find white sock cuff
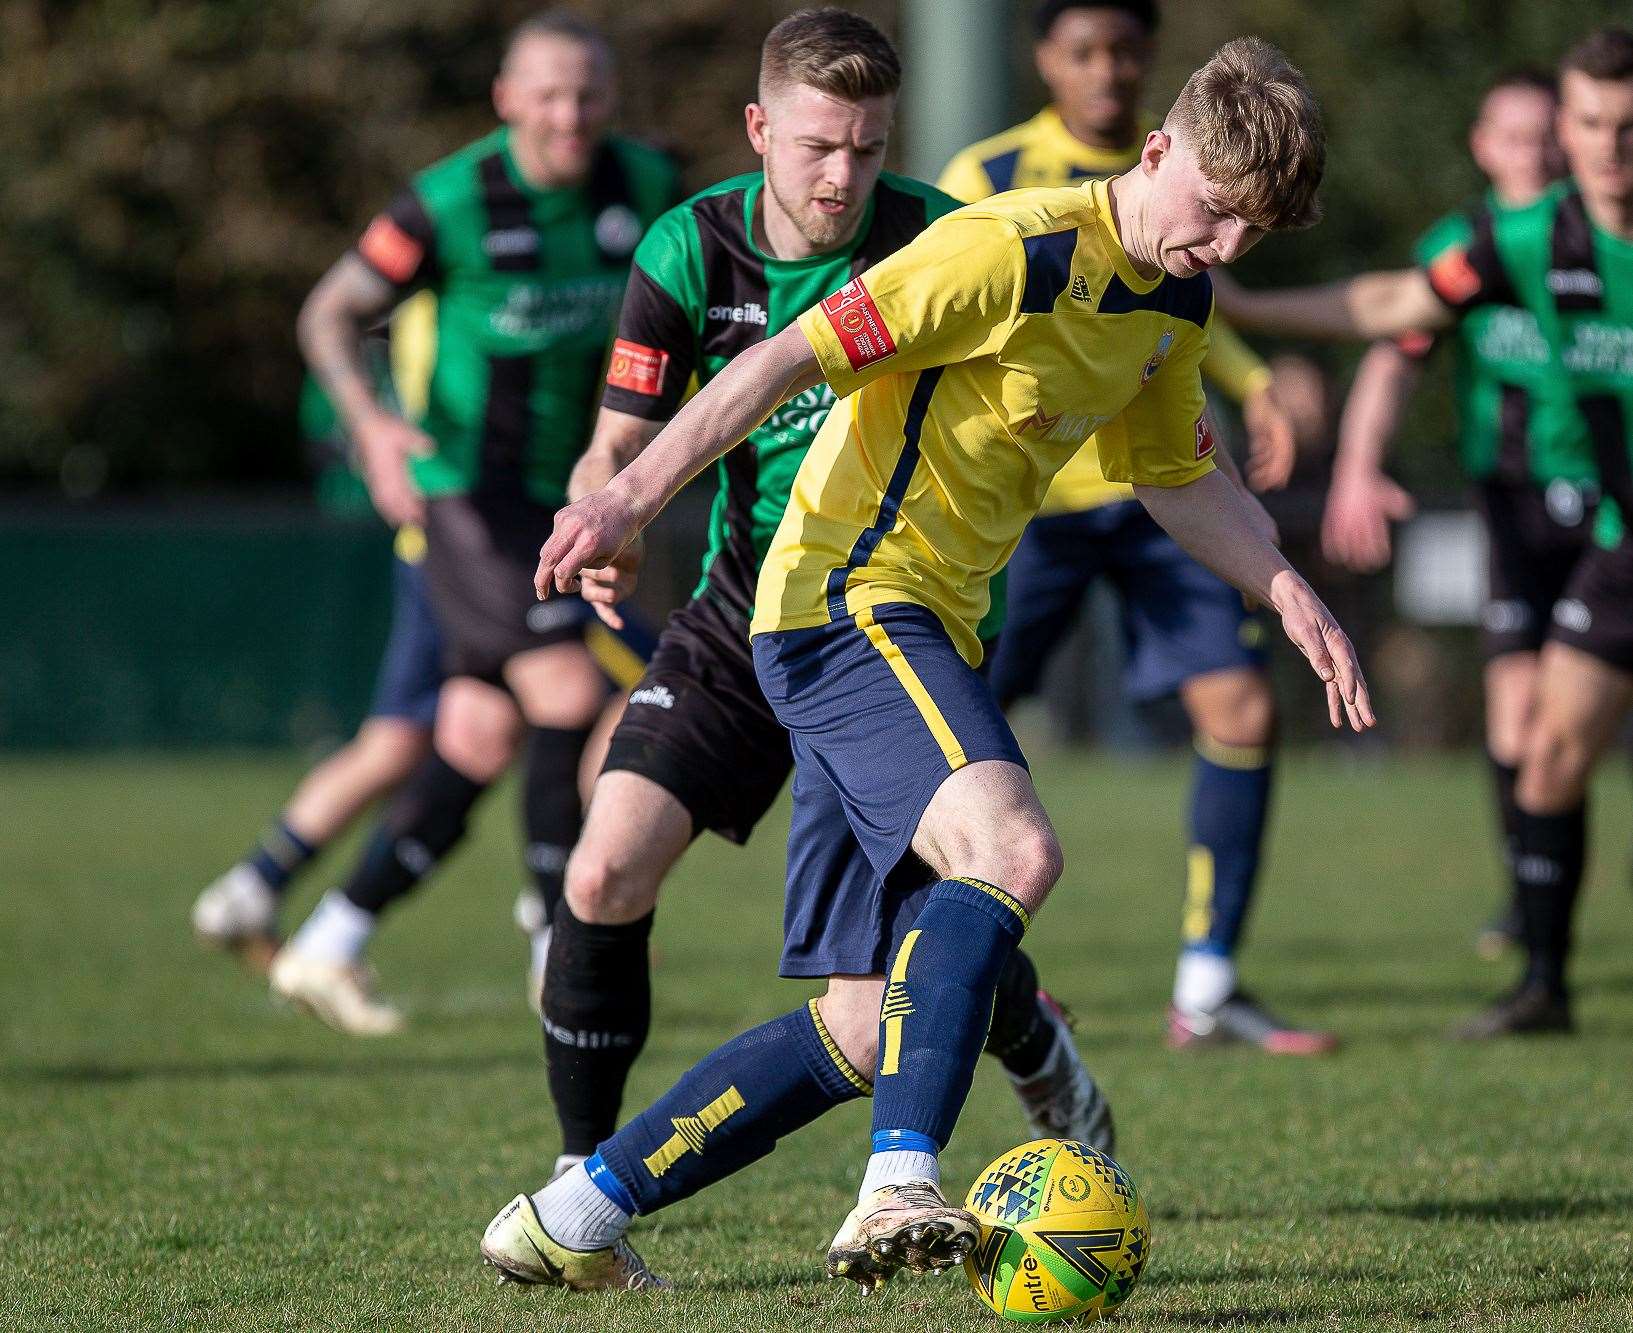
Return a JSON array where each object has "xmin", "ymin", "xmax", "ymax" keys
[
  {"xmin": 533, "ymin": 1162, "xmax": 630, "ymax": 1252},
  {"xmin": 286, "ymin": 891, "xmax": 376, "ymax": 964},
  {"xmin": 860, "ymin": 1149, "xmax": 940, "ymax": 1200}
]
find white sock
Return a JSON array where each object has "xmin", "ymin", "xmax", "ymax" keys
[
  {"xmin": 531, "ymin": 1161, "xmax": 630, "ymax": 1251},
  {"xmin": 286, "ymin": 891, "xmax": 376, "ymax": 965},
  {"xmin": 860, "ymin": 1149, "xmax": 940, "ymax": 1200},
  {"xmin": 529, "ymin": 926, "xmax": 553, "ymax": 983},
  {"xmin": 1174, "ymin": 950, "xmax": 1236, "ymax": 1013}
]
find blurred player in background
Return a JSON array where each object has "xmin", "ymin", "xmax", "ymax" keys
[
  {"xmin": 940, "ymin": 0, "xmax": 1333, "ymax": 1054},
  {"xmin": 191, "ymin": 299, "xmax": 444, "ymax": 974},
  {"xmin": 536, "ymin": 5, "xmax": 1110, "ymax": 1198},
  {"xmin": 1219, "ymin": 27, "xmax": 1633, "ymax": 1038},
  {"xmin": 487, "ymin": 37, "xmax": 1366, "ymax": 1295},
  {"xmin": 268, "ymin": 13, "xmax": 678, "ymax": 1033},
  {"xmin": 1321, "ymin": 71, "xmax": 1583, "ymax": 960}
]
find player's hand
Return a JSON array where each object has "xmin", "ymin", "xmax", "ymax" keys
[
  {"xmin": 1321, "ymin": 467, "xmax": 1415, "ymax": 572},
  {"xmin": 354, "ymin": 410, "xmax": 433, "ymax": 528},
  {"xmin": 577, "ymin": 534, "xmax": 644, "ymax": 630},
  {"xmin": 1242, "ymin": 383, "xmax": 1296, "ymax": 492},
  {"xmin": 536, "ymin": 487, "xmax": 643, "ymax": 601},
  {"xmin": 1269, "ymin": 569, "xmax": 1375, "ymax": 732}
]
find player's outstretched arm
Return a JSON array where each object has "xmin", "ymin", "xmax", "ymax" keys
[
  {"xmin": 298, "ymin": 254, "xmax": 432, "ymax": 528},
  {"xmin": 1214, "ymin": 268, "xmax": 1453, "ymax": 344},
  {"xmin": 535, "ymin": 324, "xmax": 824, "ymax": 599},
  {"xmin": 1135, "ymin": 469, "xmax": 1374, "ymax": 731},
  {"xmin": 1323, "ymin": 341, "xmax": 1421, "ymax": 571},
  {"xmin": 567, "ymin": 408, "xmax": 666, "ymax": 629}
]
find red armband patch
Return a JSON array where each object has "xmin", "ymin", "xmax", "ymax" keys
[
  {"xmin": 358, "ymin": 215, "xmax": 425, "ymax": 286},
  {"xmin": 819, "ymin": 278, "xmax": 897, "ymax": 372},
  {"xmin": 1195, "ymin": 415, "xmax": 1216, "ymax": 460},
  {"xmin": 1427, "ymin": 248, "xmax": 1481, "ymax": 306},
  {"xmin": 1395, "ymin": 329, "xmax": 1435, "ymax": 359},
  {"xmin": 606, "ymin": 339, "xmax": 669, "ymax": 396}
]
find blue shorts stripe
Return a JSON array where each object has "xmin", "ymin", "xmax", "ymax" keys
[{"xmin": 824, "ymin": 368, "xmax": 944, "ymax": 620}]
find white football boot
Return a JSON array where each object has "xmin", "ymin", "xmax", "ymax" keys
[
  {"xmin": 268, "ymin": 951, "xmax": 404, "ymax": 1036},
  {"xmin": 1010, "ymin": 991, "xmax": 1116, "ymax": 1153},
  {"xmin": 191, "ymin": 864, "xmax": 280, "ymax": 972},
  {"xmin": 480, "ymin": 1194, "xmax": 667, "ymax": 1291},
  {"xmin": 826, "ymin": 1180, "xmax": 978, "ymax": 1293}
]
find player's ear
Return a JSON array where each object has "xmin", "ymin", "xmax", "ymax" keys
[
  {"xmin": 1141, "ymin": 130, "xmax": 1171, "ymax": 176},
  {"xmin": 492, "ymin": 76, "xmax": 509, "ymax": 124},
  {"xmin": 745, "ymin": 102, "xmax": 771, "ymax": 155}
]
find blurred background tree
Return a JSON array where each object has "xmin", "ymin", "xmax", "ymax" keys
[{"xmin": 0, "ymin": 0, "xmax": 1625, "ymax": 498}]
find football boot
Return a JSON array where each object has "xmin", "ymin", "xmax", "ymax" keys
[
  {"xmin": 480, "ymin": 1193, "xmax": 667, "ymax": 1291},
  {"xmin": 1168, "ymin": 989, "xmax": 1338, "ymax": 1055},
  {"xmin": 826, "ymin": 1180, "xmax": 977, "ymax": 1293},
  {"xmin": 269, "ymin": 951, "xmax": 404, "ymax": 1036},
  {"xmin": 191, "ymin": 864, "xmax": 280, "ymax": 973},
  {"xmin": 1450, "ymin": 983, "xmax": 1572, "ymax": 1040}
]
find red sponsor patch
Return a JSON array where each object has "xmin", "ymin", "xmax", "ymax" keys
[
  {"xmin": 1427, "ymin": 247, "xmax": 1481, "ymax": 306},
  {"xmin": 819, "ymin": 278, "xmax": 897, "ymax": 372},
  {"xmin": 606, "ymin": 338, "xmax": 669, "ymax": 396},
  {"xmin": 1195, "ymin": 415, "xmax": 1216, "ymax": 460},
  {"xmin": 358, "ymin": 215, "xmax": 425, "ymax": 285}
]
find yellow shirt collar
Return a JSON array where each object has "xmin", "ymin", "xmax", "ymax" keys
[{"xmin": 1032, "ymin": 106, "xmax": 1157, "ymax": 174}]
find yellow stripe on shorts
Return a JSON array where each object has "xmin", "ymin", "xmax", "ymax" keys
[
  {"xmin": 854, "ymin": 608, "xmax": 967, "ymax": 769},
  {"xmin": 585, "ymin": 622, "xmax": 647, "ymax": 691}
]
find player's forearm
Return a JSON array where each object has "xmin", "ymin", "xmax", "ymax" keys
[
  {"xmin": 603, "ymin": 331, "xmax": 822, "ymax": 528},
  {"xmin": 297, "ymin": 258, "xmax": 399, "ymax": 433},
  {"xmin": 1134, "ymin": 469, "xmax": 1294, "ymax": 604},
  {"xmin": 1218, "ymin": 270, "xmax": 1451, "ymax": 342},
  {"xmin": 1334, "ymin": 342, "xmax": 1421, "ymax": 477},
  {"xmin": 569, "ymin": 411, "xmax": 664, "ymax": 502}
]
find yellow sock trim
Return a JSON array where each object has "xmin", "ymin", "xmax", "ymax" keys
[
  {"xmin": 1193, "ymin": 734, "xmax": 1271, "ymax": 771},
  {"xmin": 947, "ymin": 876, "xmax": 1032, "ymax": 931},
  {"xmin": 806, "ymin": 999, "xmax": 872, "ymax": 1096},
  {"xmin": 879, "ymin": 929, "xmax": 921, "ymax": 1077},
  {"xmin": 1182, "ymin": 846, "xmax": 1215, "ymax": 944},
  {"xmin": 855, "ymin": 608, "xmax": 967, "ymax": 769}
]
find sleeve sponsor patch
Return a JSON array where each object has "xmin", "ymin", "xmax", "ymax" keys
[
  {"xmin": 606, "ymin": 339, "xmax": 669, "ymax": 396},
  {"xmin": 1426, "ymin": 247, "xmax": 1481, "ymax": 307},
  {"xmin": 359, "ymin": 215, "xmax": 425, "ymax": 285},
  {"xmin": 819, "ymin": 278, "xmax": 898, "ymax": 372},
  {"xmin": 1195, "ymin": 414, "xmax": 1216, "ymax": 460}
]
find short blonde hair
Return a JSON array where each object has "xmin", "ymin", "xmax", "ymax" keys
[
  {"xmin": 1165, "ymin": 37, "xmax": 1324, "ymax": 232},
  {"xmin": 759, "ymin": 8, "xmax": 901, "ymax": 105}
]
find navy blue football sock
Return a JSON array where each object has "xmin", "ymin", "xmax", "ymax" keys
[
  {"xmin": 1514, "ymin": 803, "xmax": 1587, "ymax": 997},
  {"xmin": 340, "ymin": 752, "xmax": 487, "ymax": 915},
  {"xmin": 523, "ymin": 726, "xmax": 591, "ymax": 924},
  {"xmin": 591, "ymin": 1001, "xmax": 869, "ymax": 1216},
  {"xmin": 872, "ymin": 877, "xmax": 1030, "ymax": 1152},
  {"xmin": 1184, "ymin": 737, "xmax": 1274, "ymax": 957},
  {"xmin": 247, "ymin": 818, "xmax": 316, "ymax": 895}
]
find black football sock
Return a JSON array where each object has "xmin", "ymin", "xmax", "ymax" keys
[
  {"xmin": 543, "ymin": 901, "xmax": 654, "ymax": 1158},
  {"xmin": 985, "ymin": 947, "xmax": 1057, "ymax": 1079},
  {"xmin": 1513, "ymin": 803, "xmax": 1587, "ymax": 998},
  {"xmin": 1487, "ymin": 751, "xmax": 1521, "ymax": 856},
  {"xmin": 523, "ymin": 726, "xmax": 592, "ymax": 925},
  {"xmin": 340, "ymin": 751, "xmax": 487, "ymax": 915}
]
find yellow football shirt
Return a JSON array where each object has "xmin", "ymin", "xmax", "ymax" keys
[
  {"xmin": 752, "ymin": 179, "xmax": 1218, "ymax": 666},
  {"xmin": 939, "ymin": 107, "xmax": 1270, "ymax": 513}
]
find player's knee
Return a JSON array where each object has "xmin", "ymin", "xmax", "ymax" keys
[
  {"xmin": 1518, "ymin": 722, "xmax": 1590, "ymax": 808},
  {"xmin": 989, "ymin": 824, "xmax": 1064, "ymax": 906},
  {"xmin": 817, "ymin": 984, "xmax": 882, "ymax": 1075},
  {"xmin": 563, "ymin": 838, "xmax": 656, "ymax": 925},
  {"xmin": 1189, "ymin": 669, "xmax": 1276, "ymax": 748}
]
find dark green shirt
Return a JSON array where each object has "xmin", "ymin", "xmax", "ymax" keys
[{"xmin": 355, "ymin": 127, "xmax": 680, "ymax": 505}]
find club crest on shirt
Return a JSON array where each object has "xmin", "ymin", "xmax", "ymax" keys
[{"xmin": 1142, "ymin": 327, "xmax": 1175, "ymax": 383}]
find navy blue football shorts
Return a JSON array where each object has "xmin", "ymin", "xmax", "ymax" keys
[
  {"xmin": 753, "ymin": 603, "xmax": 1027, "ymax": 978},
  {"xmin": 987, "ymin": 498, "xmax": 1267, "ymax": 707},
  {"xmin": 367, "ymin": 555, "xmax": 445, "ymax": 728}
]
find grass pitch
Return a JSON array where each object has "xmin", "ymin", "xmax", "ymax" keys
[{"xmin": 4, "ymin": 750, "xmax": 1633, "ymax": 1331}]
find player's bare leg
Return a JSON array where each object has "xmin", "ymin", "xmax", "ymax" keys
[
  {"xmin": 1167, "ymin": 666, "xmax": 1334, "ymax": 1053},
  {"xmin": 1457, "ymin": 645, "xmax": 1633, "ymax": 1038},
  {"xmin": 272, "ymin": 679, "xmax": 518, "ymax": 1034},
  {"xmin": 1474, "ymin": 651, "xmax": 1543, "ymax": 956},
  {"xmin": 192, "ymin": 716, "xmax": 433, "ymax": 971},
  {"xmin": 828, "ymin": 760, "xmax": 1062, "ymax": 1290},
  {"xmin": 542, "ymin": 770, "xmax": 695, "ymax": 1171}
]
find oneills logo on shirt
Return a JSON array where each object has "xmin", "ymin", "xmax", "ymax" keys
[
  {"xmin": 1428, "ymin": 247, "xmax": 1481, "ymax": 306},
  {"xmin": 1195, "ymin": 415, "xmax": 1216, "ymax": 460},
  {"xmin": 821, "ymin": 278, "xmax": 897, "ymax": 371},
  {"xmin": 606, "ymin": 338, "xmax": 668, "ymax": 396},
  {"xmin": 1024, "ymin": 406, "xmax": 1110, "ymax": 442},
  {"xmin": 358, "ymin": 215, "xmax": 424, "ymax": 285}
]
